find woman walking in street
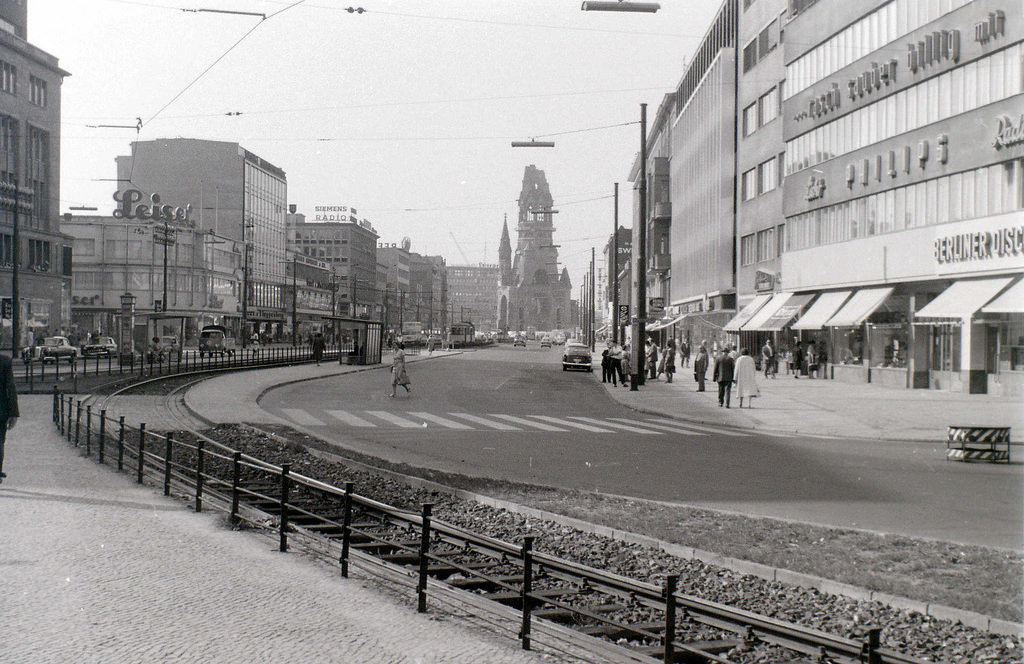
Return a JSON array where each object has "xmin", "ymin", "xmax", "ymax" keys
[
  {"xmin": 663, "ymin": 339, "xmax": 676, "ymax": 383},
  {"xmin": 390, "ymin": 342, "xmax": 411, "ymax": 397},
  {"xmin": 735, "ymin": 348, "xmax": 760, "ymax": 408}
]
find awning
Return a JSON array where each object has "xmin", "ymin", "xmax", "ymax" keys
[
  {"xmin": 758, "ymin": 293, "xmax": 815, "ymax": 331},
  {"xmin": 741, "ymin": 293, "xmax": 792, "ymax": 331},
  {"xmin": 914, "ymin": 277, "xmax": 1013, "ymax": 323},
  {"xmin": 981, "ymin": 279, "xmax": 1024, "ymax": 314},
  {"xmin": 723, "ymin": 294, "xmax": 772, "ymax": 332},
  {"xmin": 826, "ymin": 287, "xmax": 894, "ymax": 327},
  {"xmin": 646, "ymin": 318, "xmax": 673, "ymax": 331},
  {"xmin": 792, "ymin": 291, "xmax": 851, "ymax": 330}
]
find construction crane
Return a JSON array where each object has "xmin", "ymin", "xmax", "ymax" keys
[{"xmin": 449, "ymin": 232, "xmax": 471, "ymax": 264}]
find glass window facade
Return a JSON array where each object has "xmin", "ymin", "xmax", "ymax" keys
[
  {"xmin": 786, "ymin": 159, "xmax": 1024, "ymax": 251},
  {"xmin": 785, "ymin": 0, "xmax": 974, "ymax": 100},
  {"xmin": 787, "ymin": 43, "xmax": 1024, "ymax": 175}
]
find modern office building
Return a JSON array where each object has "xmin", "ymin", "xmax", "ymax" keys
[
  {"xmin": 115, "ymin": 138, "xmax": 288, "ymax": 343},
  {"xmin": 408, "ymin": 252, "xmax": 447, "ymax": 333},
  {"xmin": 378, "ymin": 240, "xmax": 412, "ymax": 331},
  {"xmin": 780, "ymin": 0, "xmax": 1024, "ymax": 394},
  {"xmin": 1, "ymin": 2, "xmax": 70, "ymax": 351},
  {"xmin": 447, "ymin": 263, "xmax": 499, "ymax": 331},
  {"xmin": 279, "ymin": 250, "xmax": 335, "ymax": 342}
]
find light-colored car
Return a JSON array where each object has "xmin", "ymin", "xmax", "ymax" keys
[
  {"xmin": 540, "ymin": 336, "xmax": 552, "ymax": 348},
  {"xmin": 29, "ymin": 336, "xmax": 80, "ymax": 363},
  {"xmin": 562, "ymin": 343, "xmax": 593, "ymax": 372},
  {"xmin": 512, "ymin": 335, "xmax": 527, "ymax": 347},
  {"xmin": 198, "ymin": 325, "xmax": 236, "ymax": 357},
  {"xmin": 82, "ymin": 336, "xmax": 118, "ymax": 357}
]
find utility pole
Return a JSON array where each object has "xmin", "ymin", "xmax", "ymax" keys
[
  {"xmin": 290, "ymin": 257, "xmax": 297, "ymax": 346},
  {"xmin": 632, "ymin": 103, "xmax": 648, "ymax": 390},
  {"xmin": 590, "ymin": 247, "xmax": 596, "ymax": 351},
  {"xmin": 612, "ymin": 183, "xmax": 619, "ymax": 345},
  {"xmin": 5, "ymin": 124, "xmax": 23, "ymax": 357}
]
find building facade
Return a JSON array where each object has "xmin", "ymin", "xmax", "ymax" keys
[
  {"xmin": 501, "ymin": 165, "xmax": 572, "ymax": 333},
  {"xmin": 408, "ymin": 252, "xmax": 447, "ymax": 334},
  {"xmin": 780, "ymin": 0, "xmax": 1024, "ymax": 394},
  {"xmin": 280, "ymin": 250, "xmax": 335, "ymax": 342},
  {"xmin": 0, "ymin": 3, "xmax": 70, "ymax": 351},
  {"xmin": 115, "ymin": 138, "xmax": 288, "ymax": 343},
  {"xmin": 447, "ymin": 263, "xmax": 498, "ymax": 331}
]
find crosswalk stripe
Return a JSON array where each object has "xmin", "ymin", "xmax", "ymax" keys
[
  {"xmin": 408, "ymin": 411, "xmax": 474, "ymax": 430},
  {"xmin": 325, "ymin": 410, "xmax": 377, "ymax": 427},
  {"xmin": 281, "ymin": 408, "xmax": 326, "ymax": 426},
  {"xmin": 608, "ymin": 418, "xmax": 707, "ymax": 436},
  {"xmin": 447, "ymin": 413, "xmax": 522, "ymax": 431},
  {"xmin": 570, "ymin": 416, "xmax": 660, "ymax": 434},
  {"xmin": 488, "ymin": 414, "xmax": 569, "ymax": 432},
  {"xmin": 645, "ymin": 418, "xmax": 751, "ymax": 437},
  {"xmin": 530, "ymin": 415, "xmax": 613, "ymax": 433},
  {"xmin": 365, "ymin": 411, "xmax": 422, "ymax": 428}
]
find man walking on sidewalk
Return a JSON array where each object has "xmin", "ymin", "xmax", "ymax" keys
[
  {"xmin": 0, "ymin": 353, "xmax": 19, "ymax": 483},
  {"xmin": 713, "ymin": 345, "xmax": 736, "ymax": 408}
]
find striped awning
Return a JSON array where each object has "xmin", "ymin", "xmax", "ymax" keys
[
  {"xmin": 914, "ymin": 278, "xmax": 1013, "ymax": 323},
  {"xmin": 792, "ymin": 291, "xmax": 851, "ymax": 330},
  {"xmin": 826, "ymin": 287, "xmax": 894, "ymax": 327},
  {"xmin": 723, "ymin": 294, "xmax": 772, "ymax": 332}
]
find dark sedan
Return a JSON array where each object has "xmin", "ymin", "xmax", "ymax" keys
[{"xmin": 562, "ymin": 343, "xmax": 593, "ymax": 372}]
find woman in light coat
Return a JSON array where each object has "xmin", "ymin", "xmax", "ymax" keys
[
  {"xmin": 734, "ymin": 348, "xmax": 760, "ymax": 408},
  {"xmin": 390, "ymin": 342, "xmax": 411, "ymax": 397}
]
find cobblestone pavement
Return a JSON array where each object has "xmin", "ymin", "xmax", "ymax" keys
[{"xmin": 0, "ymin": 395, "xmax": 578, "ymax": 664}]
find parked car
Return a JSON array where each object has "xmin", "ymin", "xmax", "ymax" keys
[
  {"xmin": 198, "ymin": 325, "xmax": 236, "ymax": 358},
  {"xmin": 81, "ymin": 336, "xmax": 118, "ymax": 358},
  {"xmin": 539, "ymin": 336, "xmax": 552, "ymax": 348},
  {"xmin": 512, "ymin": 335, "xmax": 527, "ymax": 348},
  {"xmin": 25, "ymin": 336, "xmax": 80, "ymax": 364},
  {"xmin": 562, "ymin": 342, "xmax": 593, "ymax": 372},
  {"xmin": 149, "ymin": 335, "xmax": 181, "ymax": 362}
]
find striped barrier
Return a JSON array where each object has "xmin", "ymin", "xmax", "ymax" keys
[{"xmin": 945, "ymin": 425, "xmax": 1011, "ymax": 463}]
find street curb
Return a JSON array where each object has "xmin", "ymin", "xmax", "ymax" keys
[{"xmin": 242, "ymin": 422, "xmax": 1022, "ymax": 638}]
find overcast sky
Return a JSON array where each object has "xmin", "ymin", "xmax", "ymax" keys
[{"xmin": 32, "ymin": 0, "xmax": 722, "ymax": 285}]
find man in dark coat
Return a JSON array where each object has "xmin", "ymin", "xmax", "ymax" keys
[
  {"xmin": 713, "ymin": 345, "xmax": 736, "ymax": 408},
  {"xmin": 311, "ymin": 332, "xmax": 326, "ymax": 366},
  {"xmin": 0, "ymin": 353, "xmax": 20, "ymax": 483},
  {"xmin": 693, "ymin": 342, "xmax": 708, "ymax": 392}
]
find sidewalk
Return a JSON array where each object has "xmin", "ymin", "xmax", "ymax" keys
[
  {"xmin": 0, "ymin": 391, "xmax": 572, "ymax": 663},
  {"xmin": 596, "ymin": 364, "xmax": 1024, "ymax": 442}
]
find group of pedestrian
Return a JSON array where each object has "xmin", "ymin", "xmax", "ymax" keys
[
  {"xmin": 600, "ymin": 341, "xmax": 631, "ymax": 387},
  {"xmin": 779, "ymin": 341, "xmax": 826, "ymax": 379},
  {"xmin": 688, "ymin": 342, "xmax": 760, "ymax": 408}
]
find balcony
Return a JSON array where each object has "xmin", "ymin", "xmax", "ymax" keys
[
  {"xmin": 652, "ymin": 201, "xmax": 671, "ymax": 221},
  {"xmin": 648, "ymin": 253, "xmax": 670, "ymax": 274}
]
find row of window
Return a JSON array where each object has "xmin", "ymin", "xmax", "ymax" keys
[
  {"xmin": 785, "ymin": 0, "xmax": 974, "ymax": 100},
  {"xmin": 741, "ymin": 153, "xmax": 784, "ymax": 201},
  {"xmin": 27, "ymin": 239, "xmax": 50, "ymax": 271},
  {"xmin": 742, "ymin": 85, "xmax": 780, "ymax": 137},
  {"xmin": 739, "ymin": 226, "xmax": 783, "ymax": 266},
  {"xmin": 742, "ymin": 14, "xmax": 781, "ymax": 73},
  {"xmin": 787, "ymin": 43, "xmax": 1024, "ymax": 176},
  {"xmin": 786, "ymin": 159, "xmax": 1024, "ymax": 252}
]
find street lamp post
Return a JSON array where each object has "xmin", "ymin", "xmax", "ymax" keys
[
  {"xmin": 590, "ymin": 247, "xmax": 596, "ymax": 351},
  {"xmin": 632, "ymin": 103, "xmax": 648, "ymax": 390},
  {"xmin": 612, "ymin": 183, "xmax": 620, "ymax": 345}
]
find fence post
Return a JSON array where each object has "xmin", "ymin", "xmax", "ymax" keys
[
  {"xmin": 230, "ymin": 451, "xmax": 241, "ymax": 525},
  {"xmin": 279, "ymin": 463, "xmax": 291, "ymax": 552},
  {"xmin": 117, "ymin": 416, "xmax": 126, "ymax": 471},
  {"xmin": 417, "ymin": 502, "xmax": 433, "ymax": 613},
  {"xmin": 74, "ymin": 401, "xmax": 82, "ymax": 447},
  {"xmin": 340, "ymin": 481, "xmax": 354, "ymax": 578},
  {"xmin": 57, "ymin": 389, "xmax": 64, "ymax": 433},
  {"xmin": 137, "ymin": 423, "xmax": 146, "ymax": 484},
  {"xmin": 66, "ymin": 396, "xmax": 72, "ymax": 441},
  {"xmin": 98, "ymin": 410, "xmax": 107, "ymax": 464},
  {"xmin": 85, "ymin": 405, "xmax": 92, "ymax": 456},
  {"xmin": 195, "ymin": 440, "xmax": 205, "ymax": 513},
  {"xmin": 662, "ymin": 574, "xmax": 678, "ymax": 664},
  {"xmin": 52, "ymin": 385, "xmax": 58, "ymax": 423},
  {"xmin": 862, "ymin": 627, "xmax": 882, "ymax": 664},
  {"xmin": 520, "ymin": 535, "xmax": 535, "ymax": 650},
  {"xmin": 163, "ymin": 434, "xmax": 173, "ymax": 496}
]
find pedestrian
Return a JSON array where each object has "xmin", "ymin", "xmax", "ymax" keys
[
  {"xmin": 735, "ymin": 348, "xmax": 760, "ymax": 408},
  {"xmin": 807, "ymin": 341, "xmax": 818, "ymax": 379},
  {"xmin": 609, "ymin": 342, "xmax": 624, "ymax": 386},
  {"xmin": 390, "ymin": 342, "xmax": 411, "ymax": 397},
  {"xmin": 601, "ymin": 342, "xmax": 613, "ymax": 384},
  {"xmin": 818, "ymin": 345, "xmax": 828, "ymax": 380},
  {"xmin": 761, "ymin": 338, "xmax": 775, "ymax": 379},
  {"xmin": 713, "ymin": 345, "xmax": 736, "ymax": 408},
  {"xmin": 663, "ymin": 339, "xmax": 676, "ymax": 383},
  {"xmin": 793, "ymin": 341, "xmax": 804, "ymax": 378},
  {"xmin": 0, "ymin": 351, "xmax": 19, "ymax": 484},
  {"xmin": 646, "ymin": 338, "xmax": 659, "ymax": 380},
  {"xmin": 311, "ymin": 332, "xmax": 326, "ymax": 366},
  {"xmin": 679, "ymin": 339, "xmax": 690, "ymax": 368},
  {"xmin": 620, "ymin": 343, "xmax": 632, "ymax": 387},
  {"xmin": 693, "ymin": 342, "xmax": 708, "ymax": 392}
]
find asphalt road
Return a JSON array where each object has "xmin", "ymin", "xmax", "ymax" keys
[{"xmin": 259, "ymin": 344, "xmax": 1023, "ymax": 549}]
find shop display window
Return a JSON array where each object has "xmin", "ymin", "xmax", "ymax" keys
[
  {"xmin": 930, "ymin": 325, "xmax": 962, "ymax": 373},
  {"xmin": 835, "ymin": 327, "xmax": 865, "ymax": 365},
  {"xmin": 996, "ymin": 321, "xmax": 1024, "ymax": 373}
]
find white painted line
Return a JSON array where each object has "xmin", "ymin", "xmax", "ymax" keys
[
  {"xmin": 645, "ymin": 418, "xmax": 751, "ymax": 437},
  {"xmin": 608, "ymin": 418, "xmax": 707, "ymax": 436},
  {"xmin": 365, "ymin": 411, "xmax": 422, "ymax": 428},
  {"xmin": 408, "ymin": 411, "xmax": 474, "ymax": 430},
  {"xmin": 447, "ymin": 413, "xmax": 522, "ymax": 431},
  {"xmin": 280, "ymin": 408, "xmax": 326, "ymax": 426},
  {"xmin": 325, "ymin": 410, "xmax": 377, "ymax": 427},
  {"xmin": 569, "ymin": 416, "xmax": 661, "ymax": 434},
  {"xmin": 489, "ymin": 414, "xmax": 569, "ymax": 432},
  {"xmin": 530, "ymin": 415, "xmax": 613, "ymax": 433}
]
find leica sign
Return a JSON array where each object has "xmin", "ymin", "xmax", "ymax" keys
[{"xmin": 113, "ymin": 189, "xmax": 194, "ymax": 226}]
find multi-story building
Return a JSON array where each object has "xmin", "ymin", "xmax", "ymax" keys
[
  {"xmin": 1, "ymin": 3, "xmax": 70, "ymax": 351},
  {"xmin": 408, "ymin": 252, "xmax": 447, "ymax": 333},
  {"xmin": 780, "ymin": 0, "xmax": 1024, "ymax": 394},
  {"xmin": 668, "ymin": 0, "xmax": 739, "ymax": 350},
  {"xmin": 447, "ymin": 263, "xmax": 499, "ymax": 331},
  {"xmin": 63, "ymin": 214, "xmax": 242, "ymax": 347},
  {"xmin": 378, "ymin": 240, "xmax": 412, "ymax": 332},
  {"xmin": 286, "ymin": 204, "xmax": 378, "ymax": 323},
  {"xmin": 280, "ymin": 250, "xmax": 335, "ymax": 343},
  {"xmin": 114, "ymin": 138, "xmax": 288, "ymax": 343},
  {"xmin": 603, "ymin": 226, "xmax": 632, "ymax": 341}
]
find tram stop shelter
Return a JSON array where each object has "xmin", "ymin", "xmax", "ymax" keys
[{"xmin": 321, "ymin": 315, "xmax": 382, "ymax": 366}]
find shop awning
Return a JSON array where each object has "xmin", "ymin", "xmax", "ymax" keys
[
  {"xmin": 914, "ymin": 277, "xmax": 1013, "ymax": 323},
  {"xmin": 758, "ymin": 293, "xmax": 815, "ymax": 331},
  {"xmin": 826, "ymin": 287, "xmax": 894, "ymax": 327},
  {"xmin": 646, "ymin": 318, "xmax": 673, "ymax": 331},
  {"xmin": 723, "ymin": 294, "xmax": 772, "ymax": 332},
  {"xmin": 981, "ymin": 279, "xmax": 1024, "ymax": 313},
  {"xmin": 741, "ymin": 293, "xmax": 792, "ymax": 331},
  {"xmin": 792, "ymin": 291, "xmax": 852, "ymax": 330}
]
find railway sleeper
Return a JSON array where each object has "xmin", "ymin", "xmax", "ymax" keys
[
  {"xmin": 581, "ymin": 620, "xmax": 664, "ymax": 640},
  {"xmin": 444, "ymin": 574, "xmax": 523, "ymax": 591},
  {"xmin": 484, "ymin": 587, "xmax": 576, "ymax": 609},
  {"xmin": 351, "ymin": 539, "xmax": 421, "ymax": 554},
  {"xmin": 427, "ymin": 562, "xmax": 496, "ymax": 579},
  {"xmin": 635, "ymin": 638, "xmax": 744, "ymax": 664}
]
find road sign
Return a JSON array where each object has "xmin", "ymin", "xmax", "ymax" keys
[{"xmin": 617, "ymin": 304, "xmax": 629, "ymax": 325}]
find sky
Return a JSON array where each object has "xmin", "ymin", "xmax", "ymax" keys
[{"xmin": 31, "ymin": 0, "xmax": 722, "ymax": 287}]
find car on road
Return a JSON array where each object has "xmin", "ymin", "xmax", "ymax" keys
[
  {"xmin": 552, "ymin": 332, "xmax": 566, "ymax": 345},
  {"xmin": 198, "ymin": 325, "xmax": 236, "ymax": 358},
  {"xmin": 539, "ymin": 336, "xmax": 552, "ymax": 348},
  {"xmin": 562, "ymin": 342, "xmax": 592, "ymax": 372},
  {"xmin": 512, "ymin": 335, "xmax": 527, "ymax": 348},
  {"xmin": 26, "ymin": 336, "xmax": 80, "ymax": 363},
  {"xmin": 81, "ymin": 336, "xmax": 118, "ymax": 358}
]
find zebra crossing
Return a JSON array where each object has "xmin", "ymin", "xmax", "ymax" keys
[{"xmin": 273, "ymin": 407, "xmax": 759, "ymax": 437}]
